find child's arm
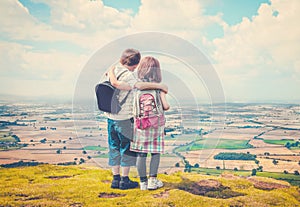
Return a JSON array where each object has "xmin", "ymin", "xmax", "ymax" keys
[
  {"xmin": 135, "ymin": 82, "xmax": 168, "ymax": 94},
  {"xmin": 160, "ymin": 91, "xmax": 170, "ymax": 111},
  {"xmin": 109, "ymin": 66, "xmax": 169, "ymax": 93},
  {"xmin": 108, "ymin": 66, "xmax": 132, "ymax": 91}
]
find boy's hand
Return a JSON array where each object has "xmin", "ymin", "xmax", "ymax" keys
[{"xmin": 160, "ymin": 83, "xmax": 168, "ymax": 94}]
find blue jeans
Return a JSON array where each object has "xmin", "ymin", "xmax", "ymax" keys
[{"xmin": 107, "ymin": 118, "xmax": 136, "ymax": 167}]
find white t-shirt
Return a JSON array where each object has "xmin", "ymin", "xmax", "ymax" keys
[{"xmin": 107, "ymin": 64, "xmax": 138, "ymax": 120}]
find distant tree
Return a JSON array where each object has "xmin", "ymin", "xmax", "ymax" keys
[
  {"xmin": 56, "ymin": 149, "xmax": 61, "ymax": 154},
  {"xmin": 298, "ymin": 161, "xmax": 300, "ymax": 166},
  {"xmin": 87, "ymin": 156, "xmax": 91, "ymax": 159},
  {"xmin": 63, "ymin": 141, "xmax": 66, "ymax": 144},
  {"xmin": 264, "ymin": 152, "xmax": 270, "ymax": 156},
  {"xmin": 257, "ymin": 166, "xmax": 263, "ymax": 172},
  {"xmin": 194, "ymin": 163, "xmax": 199, "ymax": 168},
  {"xmin": 216, "ymin": 166, "xmax": 221, "ymax": 170},
  {"xmin": 234, "ymin": 167, "xmax": 238, "ymax": 171},
  {"xmin": 69, "ymin": 137, "xmax": 72, "ymax": 140},
  {"xmin": 82, "ymin": 150, "xmax": 87, "ymax": 154},
  {"xmin": 63, "ymin": 146, "xmax": 66, "ymax": 150},
  {"xmin": 30, "ymin": 140, "xmax": 33, "ymax": 142},
  {"xmin": 175, "ymin": 163, "xmax": 180, "ymax": 167},
  {"xmin": 255, "ymin": 160, "xmax": 260, "ymax": 165},
  {"xmin": 294, "ymin": 170, "xmax": 300, "ymax": 175},
  {"xmin": 79, "ymin": 158, "xmax": 85, "ymax": 164},
  {"xmin": 283, "ymin": 170, "xmax": 288, "ymax": 174},
  {"xmin": 272, "ymin": 159, "xmax": 278, "ymax": 165},
  {"xmin": 74, "ymin": 158, "xmax": 78, "ymax": 161},
  {"xmin": 40, "ymin": 138, "xmax": 47, "ymax": 144},
  {"xmin": 285, "ymin": 142, "xmax": 291, "ymax": 149},
  {"xmin": 251, "ymin": 169, "xmax": 257, "ymax": 176}
]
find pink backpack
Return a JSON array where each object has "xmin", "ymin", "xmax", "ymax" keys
[{"xmin": 134, "ymin": 90, "xmax": 165, "ymax": 130}]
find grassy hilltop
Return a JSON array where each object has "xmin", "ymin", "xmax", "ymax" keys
[{"xmin": 1, "ymin": 165, "xmax": 300, "ymax": 207}]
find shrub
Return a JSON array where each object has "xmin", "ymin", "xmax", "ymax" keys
[
  {"xmin": 251, "ymin": 169, "xmax": 257, "ymax": 176},
  {"xmin": 214, "ymin": 152, "xmax": 256, "ymax": 161}
]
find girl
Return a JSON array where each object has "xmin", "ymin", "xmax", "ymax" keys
[{"xmin": 130, "ymin": 56, "xmax": 170, "ymax": 190}]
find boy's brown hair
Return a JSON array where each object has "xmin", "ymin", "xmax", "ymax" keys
[
  {"xmin": 120, "ymin": 49, "xmax": 141, "ymax": 66},
  {"xmin": 137, "ymin": 56, "xmax": 162, "ymax": 83}
]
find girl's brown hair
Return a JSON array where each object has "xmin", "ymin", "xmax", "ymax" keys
[
  {"xmin": 120, "ymin": 49, "xmax": 141, "ymax": 66},
  {"xmin": 138, "ymin": 56, "xmax": 162, "ymax": 83}
]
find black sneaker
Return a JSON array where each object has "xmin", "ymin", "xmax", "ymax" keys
[
  {"xmin": 119, "ymin": 179, "xmax": 139, "ymax": 190},
  {"xmin": 111, "ymin": 179, "xmax": 120, "ymax": 189}
]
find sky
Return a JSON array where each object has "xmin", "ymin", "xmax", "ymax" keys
[{"xmin": 0, "ymin": 0, "xmax": 299, "ymax": 103}]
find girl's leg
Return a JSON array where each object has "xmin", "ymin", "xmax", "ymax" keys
[
  {"xmin": 137, "ymin": 152, "xmax": 148, "ymax": 182},
  {"xmin": 148, "ymin": 153, "xmax": 163, "ymax": 190},
  {"xmin": 149, "ymin": 153, "xmax": 161, "ymax": 177}
]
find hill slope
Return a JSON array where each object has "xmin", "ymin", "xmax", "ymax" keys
[{"xmin": 0, "ymin": 165, "xmax": 299, "ymax": 207}]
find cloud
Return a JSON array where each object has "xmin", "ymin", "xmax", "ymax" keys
[
  {"xmin": 213, "ymin": 0, "xmax": 300, "ymax": 76},
  {"xmin": 211, "ymin": 0, "xmax": 300, "ymax": 101},
  {"xmin": 0, "ymin": 0, "xmax": 299, "ymax": 102},
  {"xmin": 131, "ymin": 0, "xmax": 223, "ymax": 41}
]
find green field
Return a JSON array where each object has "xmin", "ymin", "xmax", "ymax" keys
[
  {"xmin": 0, "ymin": 135, "xmax": 16, "ymax": 142},
  {"xmin": 0, "ymin": 129, "xmax": 26, "ymax": 150},
  {"xmin": 263, "ymin": 139, "xmax": 297, "ymax": 145},
  {"xmin": 176, "ymin": 139, "xmax": 252, "ymax": 152},
  {"xmin": 0, "ymin": 164, "xmax": 299, "ymax": 207},
  {"xmin": 83, "ymin": 146, "xmax": 107, "ymax": 151},
  {"xmin": 263, "ymin": 139, "xmax": 300, "ymax": 149}
]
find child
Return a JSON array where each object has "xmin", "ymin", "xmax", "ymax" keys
[
  {"xmin": 107, "ymin": 50, "xmax": 168, "ymax": 190},
  {"xmin": 106, "ymin": 48, "xmax": 141, "ymax": 190},
  {"xmin": 130, "ymin": 56, "xmax": 170, "ymax": 190}
]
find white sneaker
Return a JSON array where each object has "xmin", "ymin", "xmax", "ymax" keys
[
  {"xmin": 147, "ymin": 177, "xmax": 163, "ymax": 190},
  {"xmin": 140, "ymin": 181, "xmax": 148, "ymax": 190}
]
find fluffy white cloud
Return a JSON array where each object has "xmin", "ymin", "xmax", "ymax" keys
[
  {"xmin": 211, "ymin": 0, "xmax": 300, "ymax": 101},
  {"xmin": 131, "ymin": 0, "xmax": 222, "ymax": 41},
  {"xmin": 213, "ymin": 0, "xmax": 300, "ymax": 77},
  {"xmin": 0, "ymin": 40, "xmax": 88, "ymax": 97},
  {"xmin": 41, "ymin": 0, "xmax": 132, "ymax": 31},
  {"xmin": 0, "ymin": 0, "xmax": 133, "ymax": 48}
]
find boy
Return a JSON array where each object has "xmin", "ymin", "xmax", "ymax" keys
[{"xmin": 106, "ymin": 49, "xmax": 167, "ymax": 190}]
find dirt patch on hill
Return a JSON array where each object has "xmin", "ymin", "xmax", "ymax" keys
[
  {"xmin": 177, "ymin": 178, "xmax": 245, "ymax": 199},
  {"xmin": 153, "ymin": 189, "xmax": 170, "ymax": 198},
  {"xmin": 46, "ymin": 175, "xmax": 73, "ymax": 180},
  {"xmin": 98, "ymin": 192, "xmax": 126, "ymax": 198},
  {"xmin": 248, "ymin": 177, "xmax": 290, "ymax": 190}
]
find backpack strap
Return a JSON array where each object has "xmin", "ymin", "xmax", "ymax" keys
[{"xmin": 116, "ymin": 70, "xmax": 128, "ymax": 80}]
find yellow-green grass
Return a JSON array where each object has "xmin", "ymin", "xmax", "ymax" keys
[
  {"xmin": 192, "ymin": 168, "xmax": 300, "ymax": 186},
  {"xmin": 1, "ymin": 164, "xmax": 299, "ymax": 207}
]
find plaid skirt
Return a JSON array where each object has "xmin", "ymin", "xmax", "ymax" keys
[{"xmin": 130, "ymin": 125, "xmax": 164, "ymax": 153}]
